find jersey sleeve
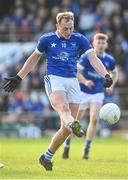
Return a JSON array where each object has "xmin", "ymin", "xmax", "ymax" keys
[
  {"xmin": 109, "ymin": 57, "xmax": 116, "ymax": 71},
  {"xmin": 35, "ymin": 35, "xmax": 47, "ymax": 54},
  {"xmin": 77, "ymin": 54, "xmax": 88, "ymax": 70},
  {"xmin": 80, "ymin": 35, "xmax": 94, "ymax": 55}
]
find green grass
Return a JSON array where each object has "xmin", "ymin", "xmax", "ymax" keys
[{"xmin": 0, "ymin": 137, "xmax": 128, "ymax": 179}]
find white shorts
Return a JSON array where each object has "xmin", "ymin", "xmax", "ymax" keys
[
  {"xmin": 80, "ymin": 92, "xmax": 104, "ymax": 110},
  {"xmin": 44, "ymin": 75, "xmax": 81, "ymax": 104}
]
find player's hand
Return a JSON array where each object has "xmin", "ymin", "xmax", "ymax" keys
[
  {"xmin": 104, "ymin": 74, "xmax": 113, "ymax": 88},
  {"xmin": 105, "ymin": 87, "xmax": 113, "ymax": 95},
  {"xmin": 3, "ymin": 75, "xmax": 22, "ymax": 92},
  {"xmin": 84, "ymin": 80, "xmax": 95, "ymax": 89}
]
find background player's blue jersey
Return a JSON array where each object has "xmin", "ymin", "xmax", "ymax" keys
[
  {"xmin": 36, "ymin": 32, "xmax": 93, "ymax": 77},
  {"xmin": 78, "ymin": 53, "xmax": 116, "ymax": 94}
]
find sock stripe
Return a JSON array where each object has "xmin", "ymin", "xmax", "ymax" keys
[
  {"xmin": 44, "ymin": 149, "xmax": 54, "ymax": 161},
  {"xmin": 46, "ymin": 152, "xmax": 53, "ymax": 156},
  {"xmin": 48, "ymin": 149, "xmax": 54, "ymax": 155}
]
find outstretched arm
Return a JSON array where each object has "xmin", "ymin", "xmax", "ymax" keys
[
  {"xmin": 3, "ymin": 51, "xmax": 41, "ymax": 92},
  {"xmin": 18, "ymin": 51, "xmax": 41, "ymax": 79},
  {"xmin": 87, "ymin": 51, "xmax": 108, "ymax": 77},
  {"xmin": 87, "ymin": 51, "xmax": 113, "ymax": 88}
]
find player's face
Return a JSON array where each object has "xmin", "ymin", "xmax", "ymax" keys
[
  {"xmin": 93, "ymin": 39, "xmax": 108, "ymax": 54},
  {"xmin": 56, "ymin": 19, "xmax": 74, "ymax": 39}
]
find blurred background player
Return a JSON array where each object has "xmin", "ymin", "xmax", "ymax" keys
[
  {"xmin": 2, "ymin": 12, "xmax": 113, "ymax": 171},
  {"xmin": 62, "ymin": 33, "xmax": 118, "ymax": 159}
]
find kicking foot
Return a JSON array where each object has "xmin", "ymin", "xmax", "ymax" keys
[
  {"xmin": 72, "ymin": 121, "xmax": 85, "ymax": 137},
  {"xmin": 62, "ymin": 147, "xmax": 69, "ymax": 159},
  {"xmin": 39, "ymin": 154, "xmax": 53, "ymax": 171}
]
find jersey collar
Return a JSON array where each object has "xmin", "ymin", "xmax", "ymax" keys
[
  {"xmin": 55, "ymin": 31, "xmax": 61, "ymax": 38},
  {"xmin": 97, "ymin": 52, "xmax": 106, "ymax": 58}
]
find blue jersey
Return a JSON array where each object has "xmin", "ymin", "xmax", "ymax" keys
[
  {"xmin": 78, "ymin": 53, "xmax": 116, "ymax": 94},
  {"xmin": 35, "ymin": 32, "xmax": 93, "ymax": 77}
]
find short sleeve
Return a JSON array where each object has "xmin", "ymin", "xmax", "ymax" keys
[
  {"xmin": 77, "ymin": 54, "xmax": 88, "ymax": 69},
  {"xmin": 35, "ymin": 35, "xmax": 47, "ymax": 54},
  {"xmin": 109, "ymin": 57, "xmax": 116, "ymax": 71},
  {"xmin": 80, "ymin": 35, "xmax": 94, "ymax": 55}
]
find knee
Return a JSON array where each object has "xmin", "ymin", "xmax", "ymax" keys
[
  {"xmin": 58, "ymin": 103, "xmax": 70, "ymax": 114},
  {"xmin": 90, "ymin": 117, "xmax": 99, "ymax": 126}
]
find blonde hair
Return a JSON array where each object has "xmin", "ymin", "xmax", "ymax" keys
[
  {"xmin": 56, "ymin": 11, "xmax": 74, "ymax": 24},
  {"xmin": 93, "ymin": 33, "xmax": 108, "ymax": 42}
]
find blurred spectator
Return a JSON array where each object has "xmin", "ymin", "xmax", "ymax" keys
[
  {"xmin": 60, "ymin": 0, "xmax": 71, "ymax": 11},
  {"xmin": 11, "ymin": 8, "xmax": 25, "ymax": 27},
  {"xmin": 99, "ymin": 0, "xmax": 119, "ymax": 16},
  {"xmin": 78, "ymin": 8, "xmax": 96, "ymax": 33}
]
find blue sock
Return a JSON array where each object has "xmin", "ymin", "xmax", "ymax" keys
[
  {"xmin": 64, "ymin": 138, "xmax": 71, "ymax": 148},
  {"xmin": 44, "ymin": 149, "xmax": 54, "ymax": 161},
  {"xmin": 85, "ymin": 140, "xmax": 91, "ymax": 150}
]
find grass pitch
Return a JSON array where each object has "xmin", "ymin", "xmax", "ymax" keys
[{"xmin": 0, "ymin": 137, "xmax": 128, "ymax": 179}]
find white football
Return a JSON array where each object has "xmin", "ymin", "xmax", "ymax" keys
[{"xmin": 99, "ymin": 103, "xmax": 121, "ymax": 125}]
